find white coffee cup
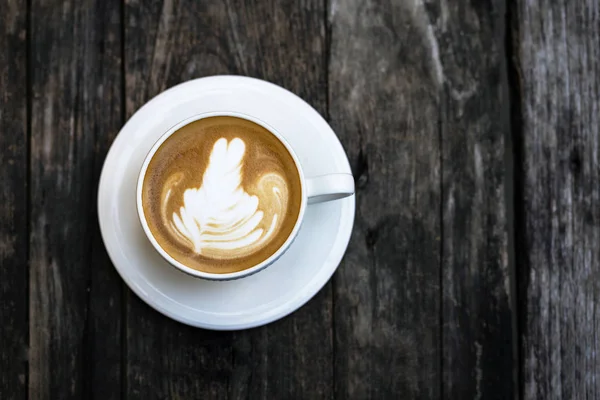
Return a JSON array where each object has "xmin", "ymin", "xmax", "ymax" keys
[{"xmin": 136, "ymin": 111, "xmax": 354, "ymax": 280}]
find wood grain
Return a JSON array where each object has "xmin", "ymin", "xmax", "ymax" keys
[
  {"xmin": 28, "ymin": 0, "xmax": 123, "ymax": 398},
  {"xmin": 513, "ymin": 0, "xmax": 600, "ymax": 399},
  {"xmin": 439, "ymin": 2, "xmax": 514, "ymax": 399},
  {"xmin": 329, "ymin": 1, "xmax": 441, "ymax": 398},
  {"xmin": 124, "ymin": 1, "xmax": 331, "ymax": 399},
  {"xmin": 329, "ymin": 0, "xmax": 513, "ymax": 398},
  {"xmin": 0, "ymin": 1, "xmax": 28, "ymax": 399}
]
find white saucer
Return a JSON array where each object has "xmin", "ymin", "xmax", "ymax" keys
[{"xmin": 98, "ymin": 76, "xmax": 355, "ymax": 330}]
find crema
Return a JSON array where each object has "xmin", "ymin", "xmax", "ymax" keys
[{"xmin": 141, "ymin": 116, "xmax": 302, "ymax": 274}]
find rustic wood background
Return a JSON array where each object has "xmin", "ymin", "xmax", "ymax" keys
[{"xmin": 0, "ymin": 0, "xmax": 597, "ymax": 398}]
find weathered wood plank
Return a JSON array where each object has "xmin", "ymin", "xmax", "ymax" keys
[
  {"xmin": 0, "ymin": 1, "xmax": 28, "ymax": 399},
  {"xmin": 124, "ymin": 1, "xmax": 331, "ymax": 399},
  {"xmin": 439, "ymin": 2, "xmax": 514, "ymax": 399},
  {"xmin": 514, "ymin": 0, "xmax": 600, "ymax": 399},
  {"xmin": 330, "ymin": 0, "xmax": 513, "ymax": 398},
  {"xmin": 329, "ymin": 1, "xmax": 441, "ymax": 398},
  {"xmin": 28, "ymin": 0, "xmax": 123, "ymax": 398}
]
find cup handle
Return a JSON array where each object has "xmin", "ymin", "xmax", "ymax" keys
[{"xmin": 305, "ymin": 173, "xmax": 355, "ymax": 204}]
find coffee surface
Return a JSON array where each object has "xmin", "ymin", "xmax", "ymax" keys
[{"xmin": 141, "ymin": 116, "xmax": 303, "ymax": 274}]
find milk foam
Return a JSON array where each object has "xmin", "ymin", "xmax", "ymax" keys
[{"xmin": 160, "ymin": 137, "xmax": 288, "ymax": 259}]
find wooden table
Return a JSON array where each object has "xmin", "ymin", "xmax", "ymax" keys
[{"xmin": 1, "ymin": 0, "xmax": 598, "ymax": 399}]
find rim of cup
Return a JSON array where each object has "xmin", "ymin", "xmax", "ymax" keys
[{"xmin": 136, "ymin": 111, "xmax": 308, "ymax": 281}]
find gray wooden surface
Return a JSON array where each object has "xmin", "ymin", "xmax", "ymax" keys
[
  {"xmin": 0, "ymin": 0, "xmax": 597, "ymax": 399},
  {"xmin": 0, "ymin": 0, "xmax": 28, "ymax": 396},
  {"xmin": 514, "ymin": 0, "xmax": 600, "ymax": 399}
]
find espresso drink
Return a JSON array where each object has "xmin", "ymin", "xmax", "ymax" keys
[{"xmin": 141, "ymin": 116, "xmax": 303, "ymax": 274}]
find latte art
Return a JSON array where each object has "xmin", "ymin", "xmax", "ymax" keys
[
  {"xmin": 141, "ymin": 116, "xmax": 302, "ymax": 274},
  {"xmin": 162, "ymin": 138, "xmax": 288, "ymax": 259}
]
